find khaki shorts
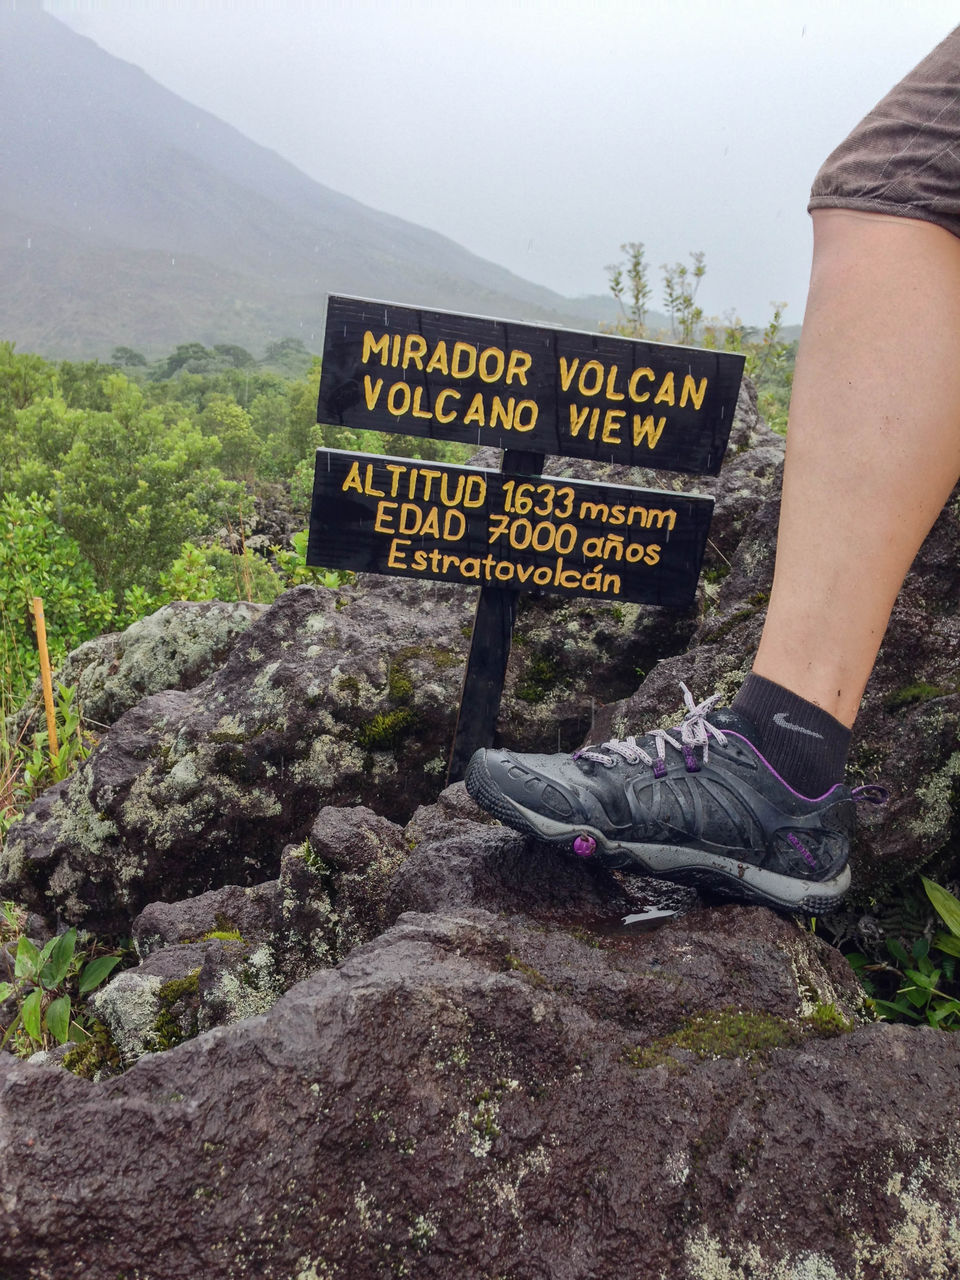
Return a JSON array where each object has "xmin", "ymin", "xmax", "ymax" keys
[{"xmin": 809, "ymin": 27, "xmax": 960, "ymax": 237}]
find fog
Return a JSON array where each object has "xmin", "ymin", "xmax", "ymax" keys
[{"xmin": 49, "ymin": 0, "xmax": 959, "ymax": 324}]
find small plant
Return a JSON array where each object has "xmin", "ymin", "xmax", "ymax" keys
[
  {"xmin": 846, "ymin": 876, "xmax": 960, "ymax": 1030},
  {"xmin": 1, "ymin": 684, "xmax": 95, "ymax": 835},
  {"xmin": 273, "ymin": 530, "xmax": 354, "ymax": 591},
  {"xmin": 662, "ymin": 251, "xmax": 706, "ymax": 345},
  {"xmin": 0, "ymin": 915, "xmax": 121, "ymax": 1055}
]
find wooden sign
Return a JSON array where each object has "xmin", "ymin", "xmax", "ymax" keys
[
  {"xmin": 317, "ymin": 295, "xmax": 744, "ymax": 476},
  {"xmin": 307, "ymin": 449, "xmax": 714, "ymax": 609}
]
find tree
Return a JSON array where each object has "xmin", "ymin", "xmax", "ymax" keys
[
  {"xmin": 0, "ymin": 493, "xmax": 114, "ymax": 708},
  {"xmin": 110, "ymin": 347, "xmax": 148, "ymax": 369},
  {"xmin": 607, "ymin": 241, "xmax": 652, "ymax": 335},
  {"xmin": 6, "ymin": 374, "xmax": 247, "ymax": 598},
  {"xmin": 199, "ymin": 395, "xmax": 261, "ymax": 480},
  {"xmin": 662, "ymin": 251, "xmax": 706, "ymax": 344}
]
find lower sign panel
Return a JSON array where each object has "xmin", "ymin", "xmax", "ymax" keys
[{"xmin": 307, "ymin": 449, "xmax": 713, "ymax": 607}]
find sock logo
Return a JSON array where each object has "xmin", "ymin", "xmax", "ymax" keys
[{"xmin": 772, "ymin": 712, "xmax": 823, "ymax": 740}]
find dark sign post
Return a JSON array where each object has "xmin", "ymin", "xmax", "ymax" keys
[{"xmin": 311, "ymin": 295, "xmax": 744, "ymax": 780}]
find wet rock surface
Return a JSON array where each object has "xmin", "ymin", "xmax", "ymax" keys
[{"xmin": 2, "ymin": 896, "xmax": 958, "ymax": 1280}]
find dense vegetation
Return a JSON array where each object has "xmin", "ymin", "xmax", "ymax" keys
[{"xmin": 0, "ymin": 338, "xmax": 469, "ymax": 706}]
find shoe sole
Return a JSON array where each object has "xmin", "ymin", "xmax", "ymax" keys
[{"xmin": 465, "ymin": 755, "xmax": 850, "ymax": 916}]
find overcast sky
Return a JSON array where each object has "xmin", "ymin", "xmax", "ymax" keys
[{"xmin": 44, "ymin": 0, "xmax": 960, "ymax": 326}]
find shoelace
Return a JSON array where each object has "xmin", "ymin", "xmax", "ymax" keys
[{"xmin": 573, "ymin": 682, "xmax": 725, "ymax": 778}]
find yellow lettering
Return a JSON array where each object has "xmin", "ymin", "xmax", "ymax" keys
[
  {"xmin": 654, "ymin": 371, "xmax": 676, "ymax": 406},
  {"xmin": 363, "ymin": 464, "xmax": 384, "ymax": 497},
  {"xmin": 568, "ymin": 404, "xmax": 590, "ymax": 438},
  {"xmin": 361, "ymin": 331, "xmax": 390, "ymax": 365},
  {"xmin": 554, "ymin": 559, "xmax": 581, "ymax": 589},
  {"xmin": 443, "ymin": 508, "xmax": 466, "ymax": 540},
  {"xmin": 478, "ymin": 347, "xmax": 506, "ymax": 383},
  {"xmin": 387, "ymin": 537, "xmax": 410, "ymax": 568},
  {"xmin": 602, "ymin": 573, "xmax": 621, "ymax": 594},
  {"xmin": 601, "ymin": 409, "xmax": 625, "ymax": 444},
  {"xmin": 490, "ymin": 396, "xmax": 515, "ymax": 430},
  {"xmin": 513, "ymin": 400, "xmax": 538, "ymax": 432},
  {"xmin": 633, "ymin": 414, "xmax": 667, "ymax": 450},
  {"xmin": 419, "ymin": 469, "xmax": 441, "ymax": 500},
  {"xmin": 412, "ymin": 550, "xmax": 428, "ymax": 571},
  {"xmin": 426, "ymin": 340, "xmax": 449, "ymax": 375},
  {"xmin": 463, "ymin": 476, "xmax": 487, "ymax": 507},
  {"xmin": 342, "ymin": 462, "xmax": 363, "ymax": 494},
  {"xmin": 435, "ymin": 387, "xmax": 459, "ymax": 423},
  {"xmin": 608, "ymin": 505, "xmax": 626, "ymax": 526},
  {"xmin": 440, "ymin": 472, "xmax": 465, "ymax": 505},
  {"xmin": 628, "ymin": 367, "xmax": 654, "ymax": 402},
  {"xmin": 644, "ymin": 545, "xmax": 661, "ymax": 566},
  {"xmin": 579, "ymin": 501, "xmax": 610, "ymax": 522},
  {"xmin": 604, "ymin": 365, "xmax": 625, "ymax": 401},
  {"xmin": 387, "ymin": 382, "xmax": 411, "ymax": 416},
  {"xmin": 363, "ymin": 375, "xmax": 384, "ymax": 411},
  {"xmin": 587, "ymin": 407, "xmax": 601, "ymax": 440},
  {"xmin": 402, "ymin": 333, "xmax": 427, "ymax": 370},
  {"xmin": 463, "ymin": 393, "xmax": 486, "ymax": 427},
  {"xmin": 644, "ymin": 509, "xmax": 677, "ymax": 531},
  {"xmin": 680, "ymin": 373, "xmax": 708, "ymax": 411},
  {"xmin": 558, "ymin": 356, "xmax": 579, "ymax": 392},
  {"xmin": 390, "ymin": 334, "xmax": 402, "ymax": 368},
  {"xmin": 581, "ymin": 536, "xmax": 604, "ymax": 558},
  {"xmin": 386, "ymin": 464, "xmax": 406, "ymax": 496},
  {"xmin": 411, "ymin": 387, "xmax": 433, "ymax": 419},
  {"xmin": 505, "ymin": 349, "xmax": 532, "ymax": 386},
  {"xmin": 373, "ymin": 500, "xmax": 396, "ymax": 533},
  {"xmin": 420, "ymin": 506, "xmax": 440, "ymax": 538},
  {"xmin": 578, "ymin": 360, "xmax": 604, "ymax": 397},
  {"xmin": 451, "ymin": 342, "xmax": 477, "ymax": 379},
  {"xmin": 399, "ymin": 504, "xmax": 423, "ymax": 534}
]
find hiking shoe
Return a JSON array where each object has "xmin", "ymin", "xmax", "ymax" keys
[{"xmin": 465, "ymin": 684, "xmax": 884, "ymax": 914}]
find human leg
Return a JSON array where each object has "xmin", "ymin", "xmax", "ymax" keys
[
  {"xmin": 465, "ymin": 35, "xmax": 960, "ymax": 911},
  {"xmin": 750, "ymin": 208, "xmax": 960, "ymax": 729}
]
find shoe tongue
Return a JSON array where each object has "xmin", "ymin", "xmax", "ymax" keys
[{"xmin": 707, "ymin": 706, "xmax": 758, "ymax": 739}]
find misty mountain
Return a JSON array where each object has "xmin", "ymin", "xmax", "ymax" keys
[{"xmin": 0, "ymin": 9, "xmax": 641, "ymax": 360}]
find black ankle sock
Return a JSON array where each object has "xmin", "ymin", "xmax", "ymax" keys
[{"xmin": 731, "ymin": 673, "xmax": 851, "ymax": 797}]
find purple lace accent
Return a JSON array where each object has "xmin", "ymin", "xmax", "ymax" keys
[
  {"xmin": 682, "ymin": 745, "xmax": 699, "ymax": 773},
  {"xmin": 653, "ymin": 758, "xmax": 667, "ymax": 779},
  {"xmin": 723, "ymin": 733, "xmax": 848, "ymax": 802}
]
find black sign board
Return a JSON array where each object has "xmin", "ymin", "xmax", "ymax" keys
[
  {"xmin": 307, "ymin": 449, "xmax": 713, "ymax": 609},
  {"xmin": 317, "ymin": 295, "xmax": 744, "ymax": 476}
]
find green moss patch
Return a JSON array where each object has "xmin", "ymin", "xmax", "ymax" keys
[
  {"xmin": 627, "ymin": 1003, "xmax": 852, "ymax": 1071},
  {"xmin": 356, "ymin": 708, "xmax": 416, "ymax": 750}
]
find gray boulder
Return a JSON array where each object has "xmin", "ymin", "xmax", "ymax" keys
[
  {"xmin": 2, "ymin": 899, "xmax": 958, "ymax": 1280},
  {"xmin": 13, "ymin": 599, "xmax": 267, "ymax": 736}
]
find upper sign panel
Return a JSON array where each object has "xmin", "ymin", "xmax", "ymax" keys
[{"xmin": 317, "ymin": 295, "xmax": 745, "ymax": 476}]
